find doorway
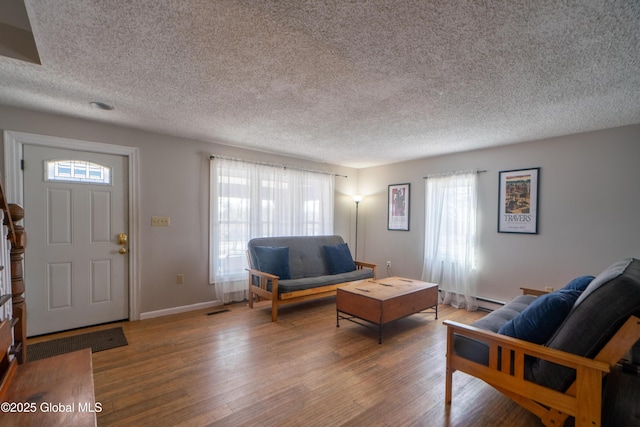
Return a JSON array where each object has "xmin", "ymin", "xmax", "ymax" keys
[{"xmin": 3, "ymin": 131, "xmax": 140, "ymax": 335}]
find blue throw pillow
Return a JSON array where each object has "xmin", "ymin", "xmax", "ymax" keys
[
  {"xmin": 324, "ymin": 243, "xmax": 356, "ymax": 275},
  {"xmin": 560, "ymin": 275, "xmax": 595, "ymax": 292},
  {"xmin": 253, "ymin": 246, "xmax": 291, "ymax": 280},
  {"xmin": 497, "ymin": 289, "xmax": 582, "ymax": 344}
]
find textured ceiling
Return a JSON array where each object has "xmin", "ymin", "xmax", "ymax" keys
[{"xmin": 0, "ymin": 1, "xmax": 639, "ymax": 168}]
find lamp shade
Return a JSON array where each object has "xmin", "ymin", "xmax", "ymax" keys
[{"xmin": 353, "ymin": 195, "xmax": 363, "ymax": 203}]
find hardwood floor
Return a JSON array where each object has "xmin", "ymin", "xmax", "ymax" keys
[{"xmin": 28, "ymin": 299, "xmax": 544, "ymax": 426}]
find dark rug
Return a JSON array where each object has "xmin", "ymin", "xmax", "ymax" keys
[{"xmin": 27, "ymin": 327, "xmax": 128, "ymax": 362}]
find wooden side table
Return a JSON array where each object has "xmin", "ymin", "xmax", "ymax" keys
[{"xmin": 0, "ymin": 349, "xmax": 97, "ymax": 426}]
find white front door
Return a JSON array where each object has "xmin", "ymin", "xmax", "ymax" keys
[{"xmin": 24, "ymin": 145, "xmax": 129, "ymax": 336}]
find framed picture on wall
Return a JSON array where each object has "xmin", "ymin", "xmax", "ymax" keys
[
  {"xmin": 498, "ymin": 167, "xmax": 540, "ymax": 234},
  {"xmin": 388, "ymin": 183, "xmax": 410, "ymax": 231}
]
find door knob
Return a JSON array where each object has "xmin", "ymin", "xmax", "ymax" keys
[{"xmin": 119, "ymin": 247, "xmax": 127, "ymax": 255}]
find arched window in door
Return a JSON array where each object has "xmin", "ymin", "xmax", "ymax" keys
[{"xmin": 45, "ymin": 160, "xmax": 111, "ymax": 185}]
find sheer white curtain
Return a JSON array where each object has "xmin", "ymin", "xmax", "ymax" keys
[
  {"xmin": 421, "ymin": 171, "xmax": 478, "ymax": 311},
  {"xmin": 210, "ymin": 157, "xmax": 334, "ymax": 303}
]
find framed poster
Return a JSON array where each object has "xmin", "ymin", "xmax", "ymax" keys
[
  {"xmin": 498, "ymin": 167, "xmax": 540, "ymax": 234},
  {"xmin": 388, "ymin": 183, "xmax": 410, "ymax": 231}
]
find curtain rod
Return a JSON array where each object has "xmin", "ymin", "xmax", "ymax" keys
[
  {"xmin": 423, "ymin": 169, "xmax": 487, "ymax": 179},
  {"xmin": 210, "ymin": 155, "xmax": 347, "ymax": 178}
]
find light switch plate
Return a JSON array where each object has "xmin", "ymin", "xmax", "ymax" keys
[{"xmin": 151, "ymin": 216, "xmax": 170, "ymax": 226}]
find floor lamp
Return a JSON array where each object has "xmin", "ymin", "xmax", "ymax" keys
[{"xmin": 353, "ymin": 195, "xmax": 363, "ymax": 260}]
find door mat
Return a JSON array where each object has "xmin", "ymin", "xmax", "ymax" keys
[{"xmin": 27, "ymin": 327, "xmax": 128, "ymax": 362}]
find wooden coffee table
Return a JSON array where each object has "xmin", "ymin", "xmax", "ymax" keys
[{"xmin": 336, "ymin": 276, "xmax": 438, "ymax": 343}]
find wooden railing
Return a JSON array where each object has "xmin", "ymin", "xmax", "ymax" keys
[
  {"xmin": 7, "ymin": 204, "xmax": 26, "ymax": 364},
  {"xmin": 0, "ymin": 177, "xmax": 26, "ymax": 370}
]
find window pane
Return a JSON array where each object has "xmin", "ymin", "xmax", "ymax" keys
[
  {"xmin": 212, "ymin": 158, "xmax": 335, "ymax": 285},
  {"xmin": 46, "ymin": 160, "xmax": 111, "ymax": 184}
]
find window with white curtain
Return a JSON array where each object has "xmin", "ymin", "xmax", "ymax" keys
[
  {"xmin": 421, "ymin": 171, "xmax": 478, "ymax": 311},
  {"xmin": 210, "ymin": 157, "xmax": 334, "ymax": 303}
]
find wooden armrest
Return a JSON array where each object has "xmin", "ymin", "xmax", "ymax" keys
[
  {"xmin": 520, "ymin": 287, "xmax": 550, "ymax": 296},
  {"xmin": 355, "ymin": 261, "xmax": 376, "ymax": 269},
  {"xmin": 247, "ymin": 268, "xmax": 279, "ymax": 298},
  {"xmin": 444, "ymin": 320, "xmax": 610, "ymax": 373},
  {"xmin": 355, "ymin": 261, "xmax": 377, "ymax": 279},
  {"xmin": 247, "ymin": 268, "xmax": 279, "ymax": 280}
]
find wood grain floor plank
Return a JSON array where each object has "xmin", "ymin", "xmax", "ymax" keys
[{"xmin": 28, "ymin": 298, "xmax": 544, "ymax": 426}]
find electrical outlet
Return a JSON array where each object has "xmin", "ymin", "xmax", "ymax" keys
[
  {"xmin": 544, "ymin": 286, "xmax": 554, "ymax": 292},
  {"xmin": 151, "ymin": 216, "xmax": 170, "ymax": 226},
  {"xmin": 386, "ymin": 261, "xmax": 391, "ymax": 268},
  {"xmin": 177, "ymin": 274, "xmax": 184, "ymax": 284}
]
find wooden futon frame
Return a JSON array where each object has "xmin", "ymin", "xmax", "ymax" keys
[
  {"xmin": 248, "ymin": 261, "xmax": 377, "ymax": 322},
  {"xmin": 444, "ymin": 315, "xmax": 640, "ymax": 426}
]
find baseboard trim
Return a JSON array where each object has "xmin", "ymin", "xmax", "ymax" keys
[{"xmin": 140, "ymin": 300, "xmax": 222, "ymax": 320}]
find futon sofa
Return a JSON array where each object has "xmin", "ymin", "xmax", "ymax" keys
[
  {"xmin": 247, "ymin": 235, "xmax": 376, "ymax": 321},
  {"xmin": 445, "ymin": 257, "xmax": 640, "ymax": 427}
]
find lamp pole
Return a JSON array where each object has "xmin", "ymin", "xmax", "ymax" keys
[{"xmin": 353, "ymin": 195, "xmax": 363, "ymax": 260}]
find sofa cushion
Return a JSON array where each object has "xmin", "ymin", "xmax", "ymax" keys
[
  {"xmin": 497, "ymin": 289, "xmax": 582, "ymax": 344},
  {"xmin": 253, "ymin": 246, "xmax": 291, "ymax": 280},
  {"xmin": 560, "ymin": 275, "xmax": 595, "ymax": 292},
  {"xmin": 526, "ymin": 258, "xmax": 640, "ymax": 391},
  {"xmin": 324, "ymin": 243, "xmax": 356, "ymax": 274},
  {"xmin": 277, "ymin": 268, "xmax": 374, "ymax": 294},
  {"xmin": 248, "ymin": 235, "xmax": 347, "ymax": 279},
  {"xmin": 602, "ymin": 370, "xmax": 640, "ymax": 427},
  {"xmin": 472, "ymin": 295, "xmax": 537, "ymax": 333},
  {"xmin": 453, "ymin": 294, "xmax": 536, "ymax": 365}
]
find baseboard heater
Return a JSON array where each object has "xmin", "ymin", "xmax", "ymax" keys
[
  {"xmin": 476, "ymin": 296, "xmax": 506, "ymax": 312},
  {"xmin": 437, "ymin": 290, "xmax": 505, "ymax": 312}
]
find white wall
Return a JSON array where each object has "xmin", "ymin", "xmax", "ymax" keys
[
  {"xmin": 356, "ymin": 124, "xmax": 640, "ymax": 303},
  {"xmin": 2, "ymin": 104, "xmax": 638, "ymax": 312},
  {"xmin": 0, "ymin": 105, "xmax": 357, "ymax": 314}
]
